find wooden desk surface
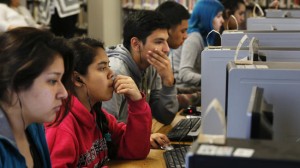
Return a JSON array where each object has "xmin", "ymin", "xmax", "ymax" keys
[
  {"xmin": 108, "ymin": 112, "xmax": 189, "ymax": 168},
  {"xmin": 107, "ymin": 149, "xmax": 165, "ymax": 168}
]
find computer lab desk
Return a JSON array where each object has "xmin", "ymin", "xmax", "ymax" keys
[{"xmin": 107, "ymin": 112, "xmax": 190, "ymax": 168}]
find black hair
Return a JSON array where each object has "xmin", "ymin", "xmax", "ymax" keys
[
  {"xmin": 122, "ymin": 10, "xmax": 170, "ymax": 51},
  {"xmin": 155, "ymin": 1, "xmax": 190, "ymax": 28},
  {"xmin": 0, "ymin": 27, "xmax": 74, "ymax": 113},
  {"xmin": 68, "ymin": 37, "xmax": 116, "ymax": 159},
  {"xmin": 0, "ymin": 0, "xmax": 10, "ymax": 5},
  {"xmin": 221, "ymin": 0, "xmax": 245, "ymax": 18}
]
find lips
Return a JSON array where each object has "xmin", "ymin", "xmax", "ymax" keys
[{"xmin": 54, "ymin": 104, "xmax": 62, "ymax": 112}]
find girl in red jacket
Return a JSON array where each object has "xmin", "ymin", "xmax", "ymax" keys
[{"xmin": 45, "ymin": 37, "xmax": 152, "ymax": 168}]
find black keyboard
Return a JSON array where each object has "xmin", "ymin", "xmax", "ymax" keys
[
  {"xmin": 167, "ymin": 118, "xmax": 201, "ymax": 141},
  {"xmin": 163, "ymin": 145, "xmax": 190, "ymax": 168}
]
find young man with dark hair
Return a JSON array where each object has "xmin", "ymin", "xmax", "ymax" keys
[
  {"xmin": 155, "ymin": 1, "xmax": 190, "ymax": 49},
  {"xmin": 157, "ymin": 1, "xmax": 199, "ymax": 109},
  {"xmin": 102, "ymin": 10, "xmax": 178, "ymax": 149}
]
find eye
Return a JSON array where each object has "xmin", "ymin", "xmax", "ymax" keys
[
  {"xmin": 49, "ymin": 79, "xmax": 58, "ymax": 85},
  {"xmin": 155, "ymin": 40, "xmax": 165, "ymax": 45}
]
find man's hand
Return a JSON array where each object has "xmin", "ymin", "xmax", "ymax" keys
[
  {"xmin": 114, "ymin": 75, "xmax": 142, "ymax": 101},
  {"xmin": 150, "ymin": 133, "xmax": 171, "ymax": 149},
  {"xmin": 146, "ymin": 49, "xmax": 175, "ymax": 87}
]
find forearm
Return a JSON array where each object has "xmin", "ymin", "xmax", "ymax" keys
[
  {"xmin": 179, "ymin": 68, "xmax": 201, "ymax": 86},
  {"xmin": 117, "ymin": 98, "xmax": 152, "ymax": 159},
  {"xmin": 150, "ymin": 86, "xmax": 179, "ymax": 125}
]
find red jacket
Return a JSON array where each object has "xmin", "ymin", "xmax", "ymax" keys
[{"xmin": 46, "ymin": 95, "xmax": 151, "ymax": 168}]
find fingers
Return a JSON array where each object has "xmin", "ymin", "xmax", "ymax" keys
[
  {"xmin": 113, "ymin": 75, "xmax": 142, "ymax": 101},
  {"xmin": 150, "ymin": 133, "xmax": 171, "ymax": 149},
  {"xmin": 113, "ymin": 75, "xmax": 134, "ymax": 93},
  {"xmin": 146, "ymin": 49, "xmax": 169, "ymax": 67}
]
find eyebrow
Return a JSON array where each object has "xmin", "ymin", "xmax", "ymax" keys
[
  {"xmin": 97, "ymin": 61, "xmax": 110, "ymax": 66},
  {"xmin": 47, "ymin": 72, "xmax": 63, "ymax": 76},
  {"xmin": 154, "ymin": 37, "xmax": 168, "ymax": 41}
]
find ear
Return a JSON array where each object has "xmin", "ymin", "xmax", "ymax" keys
[
  {"xmin": 73, "ymin": 71, "xmax": 83, "ymax": 87},
  {"xmin": 130, "ymin": 37, "xmax": 141, "ymax": 52}
]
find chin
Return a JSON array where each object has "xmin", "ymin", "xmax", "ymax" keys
[
  {"xmin": 44, "ymin": 114, "xmax": 56, "ymax": 123},
  {"xmin": 102, "ymin": 94, "xmax": 113, "ymax": 101}
]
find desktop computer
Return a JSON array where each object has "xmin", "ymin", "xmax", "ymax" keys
[
  {"xmin": 201, "ymin": 47, "xmax": 300, "ymax": 128},
  {"xmin": 265, "ymin": 9, "xmax": 300, "ymax": 18},
  {"xmin": 186, "ymin": 138, "xmax": 300, "ymax": 168},
  {"xmin": 226, "ymin": 61, "xmax": 300, "ymax": 142},
  {"xmin": 247, "ymin": 17, "xmax": 300, "ymax": 31},
  {"xmin": 221, "ymin": 30, "xmax": 300, "ymax": 48}
]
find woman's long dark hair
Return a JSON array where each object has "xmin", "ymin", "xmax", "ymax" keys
[
  {"xmin": 68, "ymin": 37, "xmax": 115, "ymax": 159},
  {"xmin": 0, "ymin": 27, "xmax": 74, "ymax": 116}
]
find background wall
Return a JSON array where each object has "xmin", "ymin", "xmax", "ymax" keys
[{"xmin": 88, "ymin": 0, "xmax": 122, "ymax": 47}]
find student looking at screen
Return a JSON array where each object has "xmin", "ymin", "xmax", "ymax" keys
[
  {"xmin": 172, "ymin": 0, "xmax": 224, "ymax": 90},
  {"xmin": 155, "ymin": 1, "xmax": 190, "ymax": 50},
  {"xmin": 102, "ymin": 10, "xmax": 177, "ymax": 149},
  {"xmin": 45, "ymin": 37, "xmax": 152, "ymax": 167},
  {"xmin": 221, "ymin": 0, "xmax": 246, "ymax": 30},
  {"xmin": 0, "ymin": 27, "xmax": 74, "ymax": 168},
  {"xmin": 156, "ymin": 1, "xmax": 199, "ymax": 109}
]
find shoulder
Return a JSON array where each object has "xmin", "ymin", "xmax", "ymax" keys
[
  {"xmin": 45, "ymin": 114, "xmax": 77, "ymax": 137},
  {"xmin": 0, "ymin": 136, "xmax": 25, "ymax": 167},
  {"xmin": 109, "ymin": 57, "xmax": 130, "ymax": 75},
  {"xmin": 188, "ymin": 32, "xmax": 203, "ymax": 41},
  {"xmin": 184, "ymin": 32, "xmax": 204, "ymax": 48}
]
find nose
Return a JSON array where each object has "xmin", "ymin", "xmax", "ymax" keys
[
  {"xmin": 162, "ymin": 41, "xmax": 170, "ymax": 54},
  {"xmin": 108, "ymin": 67, "xmax": 114, "ymax": 80},
  {"xmin": 221, "ymin": 16, "xmax": 225, "ymax": 24},
  {"xmin": 183, "ymin": 31, "xmax": 188, "ymax": 40},
  {"xmin": 57, "ymin": 82, "xmax": 68, "ymax": 100}
]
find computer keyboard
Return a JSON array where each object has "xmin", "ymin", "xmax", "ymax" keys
[
  {"xmin": 167, "ymin": 118, "xmax": 201, "ymax": 141},
  {"xmin": 163, "ymin": 145, "xmax": 190, "ymax": 168}
]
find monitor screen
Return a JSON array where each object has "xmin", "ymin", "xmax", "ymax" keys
[{"xmin": 246, "ymin": 86, "xmax": 273, "ymax": 140}]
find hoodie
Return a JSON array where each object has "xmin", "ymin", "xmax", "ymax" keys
[
  {"xmin": 0, "ymin": 107, "xmax": 51, "ymax": 168},
  {"xmin": 102, "ymin": 44, "xmax": 179, "ymax": 125}
]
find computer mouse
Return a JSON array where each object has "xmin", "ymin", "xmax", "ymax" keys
[
  {"xmin": 182, "ymin": 106, "xmax": 201, "ymax": 116},
  {"xmin": 161, "ymin": 144, "xmax": 174, "ymax": 151}
]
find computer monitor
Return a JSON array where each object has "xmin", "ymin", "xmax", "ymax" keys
[
  {"xmin": 246, "ymin": 86, "xmax": 273, "ymax": 140},
  {"xmin": 226, "ymin": 61, "xmax": 300, "ymax": 142}
]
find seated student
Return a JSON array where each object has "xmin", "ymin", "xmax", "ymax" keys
[
  {"xmin": 156, "ymin": 1, "xmax": 200, "ymax": 109},
  {"xmin": 155, "ymin": 1, "xmax": 190, "ymax": 50},
  {"xmin": 221, "ymin": 0, "xmax": 246, "ymax": 30},
  {"xmin": 0, "ymin": 0, "xmax": 41, "ymax": 32},
  {"xmin": 0, "ymin": 27, "xmax": 74, "ymax": 168},
  {"xmin": 45, "ymin": 37, "xmax": 152, "ymax": 167},
  {"xmin": 172, "ymin": 0, "xmax": 224, "ymax": 93},
  {"xmin": 9, "ymin": 0, "xmax": 42, "ymax": 27},
  {"xmin": 102, "ymin": 10, "xmax": 177, "ymax": 149}
]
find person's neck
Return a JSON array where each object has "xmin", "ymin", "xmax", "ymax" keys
[
  {"xmin": 0, "ymin": 101, "xmax": 27, "ymax": 138},
  {"xmin": 74, "ymin": 89, "xmax": 94, "ymax": 112},
  {"xmin": 131, "ymin": 51, "xmax": 148, "ymax": 71}
]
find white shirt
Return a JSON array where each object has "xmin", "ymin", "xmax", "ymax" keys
[
  {"xmin": 12, "ymin": 6, "xmax": 40, "ymax": 28},
  {"xmin": 0, "ymin": 4, "xmax": 29, "ymax": 32}
]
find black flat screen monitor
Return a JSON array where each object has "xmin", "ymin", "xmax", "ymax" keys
[{"xmin": 247, "ymin": 86, "xmax": 273, "ymax": 140}]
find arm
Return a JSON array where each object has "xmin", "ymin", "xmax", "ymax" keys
[
  {"xmin": 107, "ymin": 74, "xmax": 151, "ymax": 159},
  {"xmin": 102, "ymin": 58, "xmax": 129, "ymax": 122},
  {"xmin": 146, "ymin": 50, "xmax": 179, "ymax": 125},
  {"xmin": 178, "ymin": 33, "xmax": 203, "ymax": 86},
  {"xmin": 105, "ymin": 96, "xmax": 152, "ymax": 159},
  {"xmin": 148, "ymin": 67, "xmax": 179, "ymax": 125},
  {"xmin": 0, "ymin": 5, "xmax": 10, "ymax": 32},
  {"xmin": 45, "ymin": 128, "xmax": 78, "ymax": 168}
]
